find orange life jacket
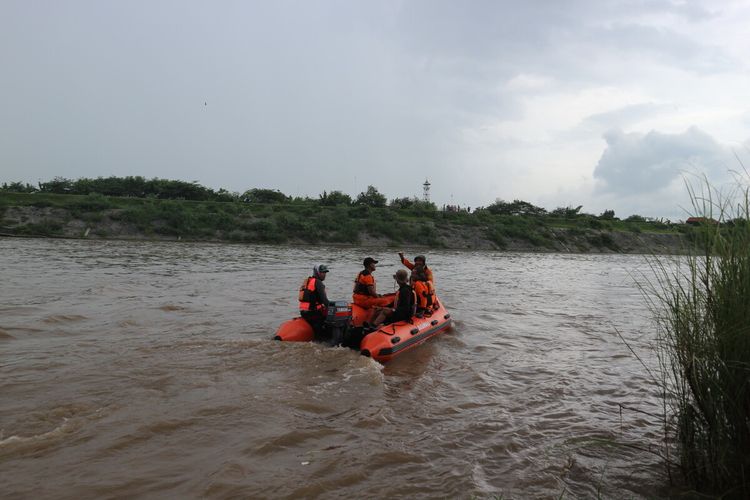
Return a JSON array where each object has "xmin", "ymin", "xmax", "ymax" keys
[
  {"xmin": 299, "ymin": 277, "xmax": 324, "ymax": 312},
  {"xmin": 414, "ymin": 280, "xmax": 434, "ymax": 309},
  {"xmin": 401, "ymin": 257, "xmax": 435, "ymax": 286},
  {"xmin": 352, "ymin": 271, "xmax": 375, "ymax": 296},
  {"xmin": 413, "ymin": 280, "xmax": 427, "ymax": 309}
]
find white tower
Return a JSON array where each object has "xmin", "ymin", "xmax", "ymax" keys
[{"xmin": 422, "ymin": 178, "xmax": 431, "ymax": 203}]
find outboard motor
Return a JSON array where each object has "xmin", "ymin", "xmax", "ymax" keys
[{"xmin": 325, "ymin": 301, "xmax": 352, "ymax": 346}]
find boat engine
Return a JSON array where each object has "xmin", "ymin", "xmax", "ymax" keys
[{"xmin": 324, "ymin": 301, "xmax": 352, "ymax": 346}]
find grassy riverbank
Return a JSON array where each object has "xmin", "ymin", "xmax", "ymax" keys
[{"xmin": 0, "ymin": 191, "xmax": 693, "ymax": 253}]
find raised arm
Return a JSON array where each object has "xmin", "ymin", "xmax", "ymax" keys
[{"xmin": 398, "ymin": 252, "xmax": 415, "ymax": 270}]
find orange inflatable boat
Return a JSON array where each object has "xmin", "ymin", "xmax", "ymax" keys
[{"xmin": 274, "ymin": 296, "xmax": 452, "ymax": 363}]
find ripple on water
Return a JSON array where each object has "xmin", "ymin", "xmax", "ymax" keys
[
  {"xmin": 41, "ymin": 314, "xmax": 88, "ymax": 324},
  {"xmin": 0, "ymin": 418, "xmax": 85, "ymax": 458},
  {"xmin": 158, "ymin": 304, "xmax": 189, "ymax": 312},
  {"xmin": 0, "ymin": 403, "xmax": 109, "ymax": 459},
  {"xmin": 251, "ymin": 428, "xmax": 341, "ymax": 455},
  {"xmin": 103, "ymin": 418, "xmax": 201, "ymax": 454}
]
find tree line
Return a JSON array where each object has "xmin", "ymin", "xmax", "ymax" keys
[
  {"xmin": 0, "ymin": 176, "xmax": 438, "ymax": 211},
  {"xmin": 2, "ymin": 175, "xmax": 660, "ymax": 221},
  {"xmin": 1, "ymin": 176, "xmax": 237, "ymax": 202}
]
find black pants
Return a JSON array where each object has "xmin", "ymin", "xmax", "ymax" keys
[
  {"xmin": 300, "ymin": 310, "xmax": 325, "ymax": 339},
  {"xmin": 385, "ymin": 310, "xmax": 411, "ymax": 325}
]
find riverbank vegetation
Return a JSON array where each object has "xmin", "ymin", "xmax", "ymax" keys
[
  {"xmin": 643, "ymin": 177, "xmax": 750, "ymax": 497},
  {"xmin": 1, "ymin": 175, "xmax": 695, "ymax": 252}
]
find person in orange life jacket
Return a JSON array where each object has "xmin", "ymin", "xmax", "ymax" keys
[
  {"xmin": 411, "ymin": 270, "xmax": 434, "ymax": 316},
  {"xmin": 299, "ymin": 264, "xmax": 332, "ymax": 337},
  {"xmin": 371, "ymin": 269, "xmax": 416, "ymax": 327},
  {"xmin": 398, "ymin": 252, "xmax": 434, "ymax": 286},
  {"xmin": 352, "ymin": 257, "xmax": 393, "ymax": 309}
]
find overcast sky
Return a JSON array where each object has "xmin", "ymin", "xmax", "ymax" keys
[{"xmin": 2, "ymin": 0, "xmax": 749, "ymax": 219}]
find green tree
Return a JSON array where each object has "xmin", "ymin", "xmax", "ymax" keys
[
  {"xmin": 485, "ymin": 199, "xmax": 547, "ymax": 216},
  {"xmin": 390, "ymin": 197, "xmax": 437, "ymax": 212},
  {"xmin": 551, "ymin": 205, "xmax": 583, "ymax": 218},
  {"xmin": 241, "ymin": 188, "xmax": 289, "ymax": 204},
  {"xmin": 355, "ymin": 185, "xmax": 386, "ymax": 207},
  {"xmin": 148, "ymin": 179, "xmax": 211, "ymax": 200},
  {"xmin": 214, "ymin": 188, "xmax": 238, "ymax": 202},
  {"xmin": 319, "ymin": 190, "xmax": 352, "ymax": 206},
  {"xmin": 1, "ymin": 181, "xmax": 36, "ymax": 193},
  {"xmin": 38, "ymin": 177, "xmax": 74, "ymax": 193},
  {"xmin": 389, "ymin": 197, "xmax": 415, "ymax": 209},
  {"xmin": 624, "ymin": 214, "xmax": 646, "ymax": 222}
]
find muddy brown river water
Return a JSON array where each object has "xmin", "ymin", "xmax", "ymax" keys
[{"xmin": 1, "ymin": 238, "xmax": 669, "ymax": 498}]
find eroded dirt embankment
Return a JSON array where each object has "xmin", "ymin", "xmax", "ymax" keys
[{"xmin": 0, "ymin": 205, "xmax": 687, "ymax": 254}]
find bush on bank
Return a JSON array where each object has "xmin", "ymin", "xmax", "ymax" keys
[{"xmin": 645, "ymin": 179, "xmax": 750, "ymax": 497}]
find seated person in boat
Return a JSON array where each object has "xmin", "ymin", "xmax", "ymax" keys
[
  {"xmin": 352, "ymin": 257, "xmax": 393, "ymax": 310},
  {"xmin": 298, "ymin": 264, "xmax": 331, "ymax": 337},
  {"xmin": 411, "ymin": 270, "xmax": 435, "ymax": 316},
  {"xmin": 371, "ymin": 270, "xmax": 416, "ymax": 327},
  {"xmin": 399, "ymin": 252, "xmax": 434, "ymax": 286}
]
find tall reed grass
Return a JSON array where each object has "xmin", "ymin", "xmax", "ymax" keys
[{"xmin": 643, "ymin": 176, "xmax": 750, "ymax": 497}]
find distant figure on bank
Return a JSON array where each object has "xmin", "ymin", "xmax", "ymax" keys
[
  {"xmin": 299, "ymin": 264, "xmax": 331, "ymax": 337},
  {"xmin": 399, "ymin": 252, "xmax": 434, "ymax": 285},
  {"xmin": 352, "ymin": 257, "xmax": 393, "ymax": 310},
  {"xmin": 371, "ymin": 269, "xmax": 416, "ymax": 327}
]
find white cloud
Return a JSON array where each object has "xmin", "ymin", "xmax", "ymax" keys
[{"xmin": 504, "ymin": 74, "xmax": 554, "ymax": 93}]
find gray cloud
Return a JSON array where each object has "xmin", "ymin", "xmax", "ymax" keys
[
  {"xmin": 593, "ymin": 127, "xmax": 731, "ymax": 195},
  {"xmin": 583, "ymin": 103, "xmax": 669, "ymax": 129},
  {"xmin": 391, "ymin": 0, "xmax": 739, "ymax": 82},
  {"xmin": 587, "ymin": 22, "xmax": 736, "ymax": 74},
  {"xmin": 0, "ymin": 1, "xmax": 748, "ymax": 215}
]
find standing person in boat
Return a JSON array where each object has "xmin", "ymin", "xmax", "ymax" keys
[
  {"xmin": 299, "ymin": 264, "xmax": 331, "ymax": 338},
  {"xmin": 398, "ymin": 252, "xmax": 434, "ymax": 286},
  {"xmin": 371, "ymin": 269, "xmax": 416, "ymax": 327},
  {"xmin": 352, "ymin": 257, "xmax": 393, "ymax": 312}
]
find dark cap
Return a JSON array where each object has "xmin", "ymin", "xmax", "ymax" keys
[
  {"xmin": 363, "ymin": 257, "xmax": 378, "ymax": 267},
  {"xmin": 314, "ymin": 264, "xmax": 330, "ymax": 274},
  {"xmin": 414, "ymin": 255, "xmax": 426, "ymax": 263}
]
